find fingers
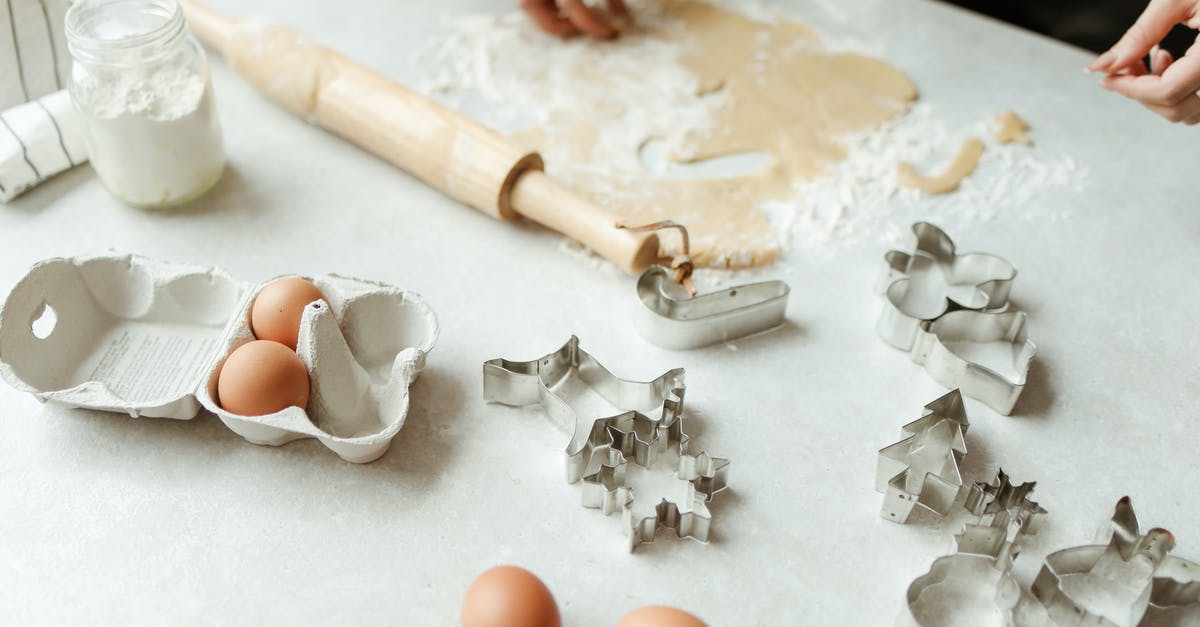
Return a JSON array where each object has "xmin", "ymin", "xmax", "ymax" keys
[
  {"xmin": 1139, "ymin": 93, "xmax": 1200, "ymax": 123},
  {"xmin": 1150, "ymin": 45, "xmax": 1175, "ymax": 74},
  {"xmin": 556, "ymin": 0, "xmax": 617, "ymax": 38},
  {"xmin": 1088, "ymin": 0, "xmax": 1189, "ymax": 73},
  {"xmin": 607, "ymin": 0, "xmax": 630, "ymax": 17},
  {"xmin": 521, "ymin": 0, "xmax": 579, "ymax": 37},
  {"xmin": 1101, "ymin": 47, "xmax": 1200, "ymax": 106}
]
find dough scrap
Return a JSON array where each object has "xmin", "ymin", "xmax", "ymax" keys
[
  {"xmin": 994, "ymin": 110, "xmax": 1032, "ymax": 145},
  {"xmin": 516, "ymin": 1, "xmax": 917, "ymax": 268},
  {"xmin": 897, "ymin": 138, "xmax": 984, "ymax": 194}
]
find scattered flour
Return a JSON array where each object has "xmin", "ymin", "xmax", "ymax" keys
[{"xmin": 409, "ymin": 1, "xmax": 1086, "ymax": 263}]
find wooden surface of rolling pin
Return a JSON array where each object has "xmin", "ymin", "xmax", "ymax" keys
[{"xmin": 180, "ymin": 0, "xmax": 659, "ymax": 275}]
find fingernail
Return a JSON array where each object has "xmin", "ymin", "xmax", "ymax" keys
[{"xmin": 1088, "ymin": 50, "xmax": 1115, "ymax": 71}]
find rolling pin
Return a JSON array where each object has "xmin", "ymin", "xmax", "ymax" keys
[{"xmin": 179, "ymin": 0, "xmax": 659, "ymax": 275}]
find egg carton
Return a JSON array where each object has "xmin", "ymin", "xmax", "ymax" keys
[{"xmin": 0, "ymin": 253, "xmax": 438, "ymax": 463}]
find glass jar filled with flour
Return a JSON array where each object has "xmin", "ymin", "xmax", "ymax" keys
[{"xmin": 65, "ymin": 0, "xmax": 224, "ymax": 209}]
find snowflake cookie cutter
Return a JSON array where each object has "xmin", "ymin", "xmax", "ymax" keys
[
  {"xmin": 1032, "ymin": 497, "xmax": 1200, "ymax": 627},
  {"xmin": 877, "ymin": 222, "xmax": 1036, "ymax": 415},
  {"xmin": 901, "ymin": 470, "xmax": 1047, "ymax": 627},
  {"xmin": 876, "ymin": 390, "xmax": 970, "ymax": 524},
  {"xmin": 482, "ymin": 336, "xmax": 730, "ymax": 551}
]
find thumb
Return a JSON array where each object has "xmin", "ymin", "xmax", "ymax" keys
[{"xmin": 1088, "ymin": 0, "xmax": 1187, "ymax": 72}]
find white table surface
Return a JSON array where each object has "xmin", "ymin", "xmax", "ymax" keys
[{"xmin": 2, "ymin": 0, "xmax": 1197, "ymax": 625}]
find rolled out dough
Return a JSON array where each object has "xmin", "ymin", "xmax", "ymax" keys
[
  {"xmin": 517, "ymin": 1, "xmax": 916, "ymax": 268},
  {"xmin": 896, "ymin": 138, "xmax": 984, "ymax": 194}
]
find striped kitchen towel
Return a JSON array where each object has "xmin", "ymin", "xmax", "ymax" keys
[{"xmin": 2, "ymin": 0, "xmax": 86, "ymax": 202}]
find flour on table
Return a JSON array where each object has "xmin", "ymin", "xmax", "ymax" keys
[{"xmin": 411, "ymin": 0, "xmax": 1085, "ymax": 266}]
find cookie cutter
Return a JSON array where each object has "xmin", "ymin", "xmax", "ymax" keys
[
  {"xmin": 482, "ymin": 336, "xmax": 730, "ymax": 551},
  {"xmin": 911, "ymin": 310, "xmax": 1036, "ymax": 416},
  {"xmin": 878, "ymin": 222, "xmax": 1016, "ymax": 350},
  {"xmin": 876, "ymin": 389, "xmax": 970, "ymax": 523},
  {"xmin": 877, "ymin": 222, "xmax": 1035, "ymax": 415},
  {"xmin": 902, "ymin": 470, "xmax": 1047, "ymax": 627},
  {"xmin": 620, "ymin": 221, "xmax": 790, "ymax": 350},
  {"xmin": 1033, "ymin": 497, "xmax": 1200, "ymax": 626}
]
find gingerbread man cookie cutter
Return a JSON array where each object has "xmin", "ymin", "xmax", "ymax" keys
[{"xmin": 482, "ymin": 336, "xmax": 730, "ymax": 551}]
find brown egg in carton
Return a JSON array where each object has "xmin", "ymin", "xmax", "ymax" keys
[{"xmin": 0, "ymin": 254, "xmax": 438, "ymax": 463}]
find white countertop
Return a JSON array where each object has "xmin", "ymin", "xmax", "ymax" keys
[{"xmin": 1, "ymin": 0, "xmax": 1197, "ymax": 625}]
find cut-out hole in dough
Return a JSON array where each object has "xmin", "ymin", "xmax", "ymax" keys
[
  {"xmin": 638, "ymin": 138, "xmax": 772, "ymax": 181},
  {"xmin": 30, "ymin": 303, "xmax": 57, "ymax": 339}
]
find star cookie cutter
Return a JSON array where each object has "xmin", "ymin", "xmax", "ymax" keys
[
  {"xmin": 876, "ymin": 390, "xmax": 970, "ymax": 523},
  {"xmin": 877, "ymin": 222, "xmax": 1036, "ymax": 415},
  {"xmin": 902, "ymin": 470, "xmax": 1047, "ymax": 627},
  {"xmin": 620, "ymin": 221, "xmax": 791, "ymax": 350},
  {"xmin": 1033, "ymin": 497, "xmax": 1200, "ymax": 626},
  {"xmin": 482, "ymin": 336, "xmax": 730, "ymax": 551}
]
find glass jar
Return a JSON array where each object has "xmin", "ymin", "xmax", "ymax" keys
[{"xmin": 65, "ymin": 0, "xmax": 225, "ymax": 209}]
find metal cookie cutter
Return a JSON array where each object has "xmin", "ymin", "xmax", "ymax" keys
[
  {"xmin": 620, "ymin": 222, "xmax": 790, "ymax": 350},
  {"xmin": 878, "ymin": 222, "xmax": 1016, "ymax": 350},
  {"xmin": 877, "ymin": 222, "xmax": 1035, "ymax": 415},
  {"xmin": 1033, "ymin": 497, "xmax": 1200, "ymax": 626},
  {"xmin": 902, "ymin": 470, "xmax": 1047, "ymax": 627},
  {"xmin": 482, "ymin": 336, "xmax": 730, "ymax": 551},
  {"xmin": 876, "ymin": 390, "xmax": 970, "ymax": 524},
  {"xmin": 911, "ymin": 310, "xmax": 1036, "ymax": 416}
]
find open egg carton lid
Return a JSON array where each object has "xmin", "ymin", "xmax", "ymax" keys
[{"xmin": 0, "ymin": 253, "xmax": 438, "ymax": 463}]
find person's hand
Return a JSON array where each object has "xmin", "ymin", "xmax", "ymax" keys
[
  {"xmin": 1088, "ymin": 0, "xmax": 1200, "ymax": 124},
  {"xmin": 520, "ymin": 0, "xmax": 628, "ymax": 39}
]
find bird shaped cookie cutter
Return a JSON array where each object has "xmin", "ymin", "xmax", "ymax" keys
[
  {"xmin": 482, "ymin": 336, "xmax": 730, "ymax": 551},
  {"xmin": 901, "ymin": 470, "xmax": 1047, "ymax": 627},
  {"xmin": 619, "ymin": 221, "xmax": 790, "ymax": 350},
  {"xmin": 877, "ymin": 222, "xmax": 1036, "ymax": 415},
  {"xmin": 1033, "ymin": 497, "xmax": 1200, "ymax": 626}
]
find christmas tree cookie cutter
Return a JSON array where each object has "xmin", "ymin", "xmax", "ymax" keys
[
  {"xmin": 482, "ymin": 336, "xmax": 730, "ymax": 551},
  {"xmin": 876, "ymin": 389, "xmax": 970, "ymax": 523},
  {"xmin": 877, "ymin": 222, "xmax": 1035, "ymax": 415}
]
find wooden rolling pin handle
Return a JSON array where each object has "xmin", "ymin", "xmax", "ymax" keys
[
  {"xmin": 180, "ymin": 0, "xmax": 659, "ymax": 275},
  {"xmin": 510, "ymin": 171, "xmax": 661, "ymax": 274}
]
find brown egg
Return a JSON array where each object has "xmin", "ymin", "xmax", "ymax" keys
[
  {"xmin": 216, "ymin": 340, "xmax": 310, "ymax": 416},
  {"xmin": 461, "ymin": 566, "xmax": 560, "ymax": 627},
  {"xmin": 617, "ymin": 606, "xmax": 707, "ymax": 627},
  {"xmin": 250, "ymin": 278, "xmax": 327, "ymax": 349}
]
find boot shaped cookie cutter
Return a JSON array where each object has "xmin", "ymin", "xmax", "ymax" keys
[
  {"xmin": 1033, "ymin": 497, "xmax": 1200, "ymax": 626},
  {"xmin": 621, "ymin": 221, "xmax": 790, "ymax": 350},
  {"xmin": 876, "ymin": 390, "xmax": 970, "ymax": 523},
  {"xmin": 482, "ymin": 336, "xmax": 730, "ymax": 551},
  {"xmin": 901, "ymin": 470, "xmax": 1047, "ymax": 627},
  {"xmin": 877, "ymin": 222, "xmax": 1035, "ymax": 415}
]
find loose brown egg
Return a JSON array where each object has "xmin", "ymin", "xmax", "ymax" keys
[
  {"xmin": 617, "ymin": 606, "xmax": 707, "ymax": 627},
  {"xmin": 250, "ymin": 278, "xmax": 327, "ymax": 349},
  {"xmin": 461, "ymin": 566, "xmax": 560, "ymax": 627},
  {"xmin": 216, "ymin": 340, "xmax": 310, "ymax": 416}
]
